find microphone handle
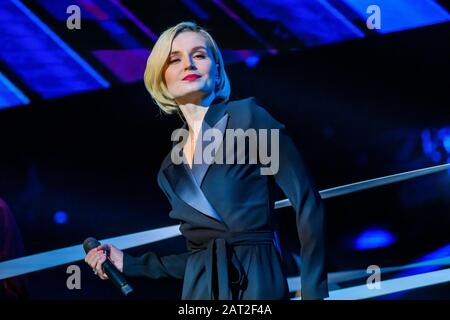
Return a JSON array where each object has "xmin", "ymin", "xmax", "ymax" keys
[{"xmin": 102, "ymin": 259, "xmax": 134, "ymax": 296}]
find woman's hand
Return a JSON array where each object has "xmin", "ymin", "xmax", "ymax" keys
[{"xmin": 84, "ymin": 244, "xmax": 124, "ymax": 280}]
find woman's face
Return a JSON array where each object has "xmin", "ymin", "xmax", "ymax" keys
[{"xmin": 164, "ymin": 31, "xmax": 218, "ymax": 105}]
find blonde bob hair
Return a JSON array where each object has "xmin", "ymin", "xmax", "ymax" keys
[{"xmin": 144, "ymin": 21, "xmax": 231, "ymax": 114}]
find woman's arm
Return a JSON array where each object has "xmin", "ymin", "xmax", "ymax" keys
[
  {"xmin": 273, "ymin": 129, "xmax": 329, "ymax": 299},
  {"xmin": 251, "ymin": 99, "xmax": 329, "ymax": 299},
  {"xmin": 123, "ymin": 251, "xmax": 190, "ymax": 280},
  {"xmin": 85, "ymin": 243, "xmax": 190, "ymax": 280}
]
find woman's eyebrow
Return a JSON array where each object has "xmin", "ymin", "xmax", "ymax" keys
[{"xmin": 170, "ymin": 46, "xmax": 208, "ymax": 56}]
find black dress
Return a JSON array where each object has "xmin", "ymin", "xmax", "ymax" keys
[{"xmin": 123, "ymin": 97, "xmax": 329, "ymax": 300}]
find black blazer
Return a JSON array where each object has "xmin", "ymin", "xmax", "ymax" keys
[{"xmin": 123, "ymin": 97, "xmax": 329, "ymax": 300}]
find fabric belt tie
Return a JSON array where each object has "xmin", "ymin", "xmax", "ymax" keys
[{"xmin": 188, "ymin": 231, "xmax": 275, "ymax": 300}]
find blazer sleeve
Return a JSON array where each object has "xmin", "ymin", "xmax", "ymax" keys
[
  {"xmin": 122, "ymin": 251, "xmax": 190, "ymax": 280},
  {"xmin": 251, "ymin": 98, "xmax": 329, "ymax": 300}
]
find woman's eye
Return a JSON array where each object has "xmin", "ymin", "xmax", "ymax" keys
[
  {"xmin": 194, "ymin": 54, "xmax": 206, "ymax": 59},
  {"xmin": 169, "ymin": 59, "xmax": 180, "ymax": 64}
]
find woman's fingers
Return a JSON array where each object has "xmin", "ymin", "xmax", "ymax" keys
[
  {"xmin": 84, "ymin": 248, "xmax": 98, "ymax": 268},
  {"xmin": 97, "ymin": 244, "xmax": 110, "ymax": 254},
  {"xmin": 94, "ymin": 253, "xmax": 108, "ymax": 280},
  {"xmin": 84, "ymin": 247, "xmax": 109, "ymax": 280}
]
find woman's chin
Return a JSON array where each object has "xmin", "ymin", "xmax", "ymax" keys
[{"xmin": 175, "ymin": 91, "xmax": 213, "ymax": 104}]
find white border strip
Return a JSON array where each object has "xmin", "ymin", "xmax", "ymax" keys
[
  {"xmin": 325, "ymin": 268, "xmax": 450, "ymax": 300},
  {"xmin": 0, "ymin": 225, "xmax": 181, "ymax": 280},
  {"xmin": 287, "ymin": 256, "xmax": 450, "ymax": 292},
  {"xmin": 291, "ymin": 268, "xmax": 450, "ymax": 300},
  {"xmin": 276, "ymin": 163, "xmax": 450, "ymax": 208}
]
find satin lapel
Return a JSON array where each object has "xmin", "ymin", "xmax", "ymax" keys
[
  {"xmin": 163, "ymin": 161, "xmax": 223, "ymax": 222},
  {"xmin": 161, "ymin": 105, "xmax": 229, "ymax": 224}
]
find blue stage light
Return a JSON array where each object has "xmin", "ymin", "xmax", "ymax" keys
[
  {"xmin": 354, "ymin": 228, "xmax": 395, "ymax": 250},
  {"xmin": 181, "ymin": 0, "xmax": 210, "ymax": 19},
  {"xmin": 0, "ymin": 72, "xmax": 30, "ymax": 109},
  {"xmin": 421, "ymin": 127, "xmax": 450, "ymax": 164},
  {"xmin": 342, "ymin": 0, "xmax": 449, "ymax": 34},
  {"xmin": 236, "ymin": 0, "xmax": 364, "ymax": 47},
  {"xmin": 54, "ymin": 211, "xmax": 68, "ymax": 224},
  {"xmin": 438, "ymin": 129, "xmax": 450, "ymax": 154},
  {"xmin": 0, "ymin": 0, "xmax": 110, "ymax": 101},
  {"xmin": 245, "ymin": 55, "xmax": 260, "ymax": 68}
]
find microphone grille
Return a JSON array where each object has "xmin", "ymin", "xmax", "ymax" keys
[{"xmin": 83, "ymin": 237, "xmax": 100, "ymax": 253}]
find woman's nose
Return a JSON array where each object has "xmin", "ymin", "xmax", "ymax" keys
[{"xmin": 183, "ymin": 57, "xmax": 196, "ymax": 70}]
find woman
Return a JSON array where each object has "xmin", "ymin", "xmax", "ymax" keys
[{"xmin": 85, "ymin": 22, "xmax": 328, "ymax": 300}]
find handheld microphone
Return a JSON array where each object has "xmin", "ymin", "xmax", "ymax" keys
[{"xmin": 83, "ymin": 237, "xmax": 134, "ymax": 296}]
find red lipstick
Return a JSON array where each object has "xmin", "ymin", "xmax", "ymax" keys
[{"xmin": 182, "ymin": 74, "xmax": 201, "ymax": 81}]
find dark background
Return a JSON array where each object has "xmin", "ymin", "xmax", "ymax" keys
[{"xmin": 0, "ymin": 1, "xmax": 449, "ymax": 300}]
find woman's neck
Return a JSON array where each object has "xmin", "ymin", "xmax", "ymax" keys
[
  {"xmin": 179, "ymin": 103, "xmax": 208, "ymax": 135},
  {"xmin": 177, "ymin": 94, "xmax": 215, "ymax": 134}
]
